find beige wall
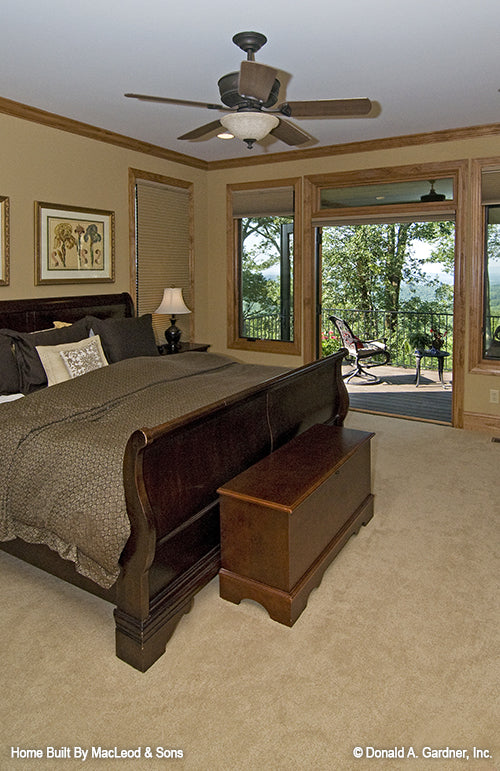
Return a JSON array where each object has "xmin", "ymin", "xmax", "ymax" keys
[
  {"xmin": 0, "ymin": 112, "xmax": 208, "ymax": 333},
  {"xmin": 1, "ymin": 108, "xmax": 499, "ymax": 429}
]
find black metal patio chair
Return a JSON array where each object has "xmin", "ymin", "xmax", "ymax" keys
[{"xmin": 329, "ymin": 315, "xmax": 390, "ymax": 383}]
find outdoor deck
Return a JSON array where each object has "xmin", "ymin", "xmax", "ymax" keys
[{"xmin": 343, "ymin": 362, "xmax": 452, "ymax": 424}]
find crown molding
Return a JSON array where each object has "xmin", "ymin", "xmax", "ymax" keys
[
  {"xmin": 1, "ymin": 94, "xmax": 500, "ymax": 172},
  {"xmin": 207, "ymin": 123, "xmax": 500, "ymax": 170},
  {"xmin": 0, "ymin": 95, "xmax": 208, "ymax": 171}
]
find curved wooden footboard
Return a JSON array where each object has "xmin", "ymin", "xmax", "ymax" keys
[
  {"xmin": 0, "ymin": 293, "xmax": 348, "ymax": 672},
  {"xmin": 116, "ymin": 351, "xmax": 348, "ymax": 671}
]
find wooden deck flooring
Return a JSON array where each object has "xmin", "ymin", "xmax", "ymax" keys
[{"xmin": 343, "ymin": 363, "xmax": 452, "ymax": 424}]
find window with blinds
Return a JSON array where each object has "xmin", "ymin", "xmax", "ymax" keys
[{"xmin": 135, "ymin": 178, "xmax": 193, "ymax": 344}]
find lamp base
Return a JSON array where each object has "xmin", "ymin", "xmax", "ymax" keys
[{"xmin": 164, "ymin": 316, "xmax": 181, "ymax": 352}]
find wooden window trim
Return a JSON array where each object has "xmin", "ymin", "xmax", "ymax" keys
[
  {"xmin": 227, "ymin": 177, "xmax": 302, "ymax": 355},
  {"xmin": 307, "ymin": 161, "xmax": 460, "ymax": 219},
  {"xmin": 469, "ymin": 158, "xmax": 500, "ymax": 376}
]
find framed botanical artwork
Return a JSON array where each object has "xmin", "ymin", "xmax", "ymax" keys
[
  {"xmin": 35, "ymin": 202, "xmax": 115, "ymax": 284},
  {"xmin": 0, "ymin": 196, "xmax": 10, "ymax": 286}
]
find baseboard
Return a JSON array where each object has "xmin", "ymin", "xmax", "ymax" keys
[{"xmin": 463, "ymin": 411, "xmax": 500, "ymax": 435}]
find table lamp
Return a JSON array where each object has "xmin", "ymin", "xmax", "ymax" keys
[{"xmin": 154, "ymin": 287, "xmax": 191, "ymax": 352}]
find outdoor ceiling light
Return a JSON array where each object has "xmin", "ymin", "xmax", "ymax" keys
[
  {"xmin": 219, "ymin": 111, "xmax": 280, "ymax": 148},
  {"xmin": 420, "ymin": 180, "xmax": 446, "ymax": 202}
]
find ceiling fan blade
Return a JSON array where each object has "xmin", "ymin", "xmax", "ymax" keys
[
  {"xmin": 124, "ymin": 93, "xmax": 225, "ymax": 111},
  {"xmin": 178, "ymin": 120, "xmax": 223, "ymax": 140},
  {"xmin": 238, "ymin": 61, "xmax": 278, "ymax": 102},
  {"xmin": 283, "ymin": 98, "xmax": 373, "ymax": 118},
  {"xmin": 270, "ymin": 119, "xmax": 310, "ymax": 146}
]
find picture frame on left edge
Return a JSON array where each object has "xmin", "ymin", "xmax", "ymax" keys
[
  {"xmin": 35, "ymin": 201, "xmax": 115, "ymax": 285},
  {"xmin": 0, "ymin": 196, "xmax": 10, "ymax": 286}
]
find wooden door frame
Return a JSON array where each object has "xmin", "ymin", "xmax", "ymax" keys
[{"xmin": 303, "ymin": 160, "xmax": 468, "ymax": 428}]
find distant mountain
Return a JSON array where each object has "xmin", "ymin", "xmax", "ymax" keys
[
  {"xmin": 400, "ymin": 283, "xmax": 450, "ymax": 302},
  {"xmin": 487, "ymin": 262, "xmax": 500, "ymax": 286}
]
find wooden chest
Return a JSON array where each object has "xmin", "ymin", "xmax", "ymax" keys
[{"xmin": 218, "ymin": 423, "xmax": 374, "ymax": 626}]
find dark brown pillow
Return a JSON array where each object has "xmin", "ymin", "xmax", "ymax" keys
[
  {"xmin": 0, "ymin": 333, "xmax": 21, "ymax": 394},
  {"xmin": 5, "ymin": 317, "xmax": 91, "ymax": 393},
  {"xmin": 86, "ymin": 314, "xmax": 159, "ymax": 363}
]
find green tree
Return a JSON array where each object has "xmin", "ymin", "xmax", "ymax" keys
[
  {"xmin": 240, "ymin": 215, "xmax": 292, "ymax": 318},
  {"xmin": 321, "ymin": 221, "xmax": 455, "ymax": 320},
  {"xmin": 484, "ymin": 219, "xmax": 500, "ymax": 346},
  {"xmin": 321, "ymin": 221, "xmax": 455, "ymax": 359}
]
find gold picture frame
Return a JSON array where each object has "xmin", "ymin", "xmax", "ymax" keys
[
  {"xmin": 35, "ymin": 202, "xmax": 115, "ymax": 285},
  {"xmin": 0, "ymin": 196, "xmax": 10, "ymax": 286}
]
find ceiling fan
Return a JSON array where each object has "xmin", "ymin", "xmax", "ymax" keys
[{"xmin": 125, "ymin": 31, "xmax": 373, "ymax": 149}]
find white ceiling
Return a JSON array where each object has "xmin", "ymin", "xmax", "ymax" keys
[{"xmin": 1, "ymin": 0, "xmax": 499, "ymax": 163}]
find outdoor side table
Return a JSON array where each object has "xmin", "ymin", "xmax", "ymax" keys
[{"xmin": 414, "ymin": 349, "xmax": 450, "ymax": 388}]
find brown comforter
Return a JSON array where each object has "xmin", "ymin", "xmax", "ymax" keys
[{"xmin": 0, "ymin": 353, "xmax": 287, "ymax": 587}]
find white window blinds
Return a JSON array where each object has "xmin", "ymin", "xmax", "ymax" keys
[{"xmin": 135, "ymin": 179, "xmax": 192, "ymax": 343}]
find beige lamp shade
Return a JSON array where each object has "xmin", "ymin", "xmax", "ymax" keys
[{"xmin": 154, "ymin": 287, "xmax": 191, "ymax": 316}]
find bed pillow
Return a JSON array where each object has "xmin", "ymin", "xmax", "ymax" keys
[
  {"xmin": 0, "ymin": 332, "xmax": 21, "ymax": 394},
  {"xmin": 6, "ymin": 317, "xmax": 91, "ymax": 393},
  {"xmin": 36, "ymin": 335, "xmax": 108, "ymax": 386},
  {"xmin": 86, "ymin": 314, "xmax": 159, "ymax": 363},
  {"xmin": 0, "ymin": 392, "xmax": 24, "ymax": 403}
]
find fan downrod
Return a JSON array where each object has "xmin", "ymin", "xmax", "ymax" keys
[{"xmin": 232, "ymin": 31, "xmax": 267, "ymax": 59}]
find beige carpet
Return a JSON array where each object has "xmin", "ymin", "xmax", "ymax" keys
[{"xmin": 1, "ymin": 413, "xmax": 498, "ymax": 771}]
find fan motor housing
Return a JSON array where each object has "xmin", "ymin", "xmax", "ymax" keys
[{"xmin": 218, "ymin": 71, "xmax": 281, "ymax": 109}]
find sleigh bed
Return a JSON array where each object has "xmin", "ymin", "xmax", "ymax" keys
[{"xmin": 0, "ymin": 293, "xmax": 349, "ymax": 671}]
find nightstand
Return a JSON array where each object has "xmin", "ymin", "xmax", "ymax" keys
[{"xmin": 158, "ymin": 342, "xmax": 210, "ymax": 355}]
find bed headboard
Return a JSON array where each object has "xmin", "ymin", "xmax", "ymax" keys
[{"xmin": 0, "ymin": 292, "xmax": 135, "ymax": 333}]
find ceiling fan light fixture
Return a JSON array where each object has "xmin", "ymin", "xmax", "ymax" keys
[
  {"xmin": 126, "ymin": 33, "xmax": 375, "ymax": 150},
  {"xmin": 220, "ymin": 111, "xmax": 279, "ymax": 147}
]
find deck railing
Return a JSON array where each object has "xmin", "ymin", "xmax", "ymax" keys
[
  {"xmin": 322, "ymin": 308, "xmax": 454, "ymax": 370},
  {"xmin": 242, "ymin": 308, "xmax": 455, "ymax": 368},
  {"xmin": 242, "ymin": 308, "xmax": 500, "ymax": 371},
  {"xmin": 241, "ymin": 312, "xmax": 294, "ymax": 341}
]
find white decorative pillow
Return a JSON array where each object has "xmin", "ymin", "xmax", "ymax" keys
[
  {"xmin": 60, "ymin": 337, "xmax": 108, "ymax": 378},
  {"xmin": 36, "ymin": 335, "xmax": 108, "ymax": 386}
]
